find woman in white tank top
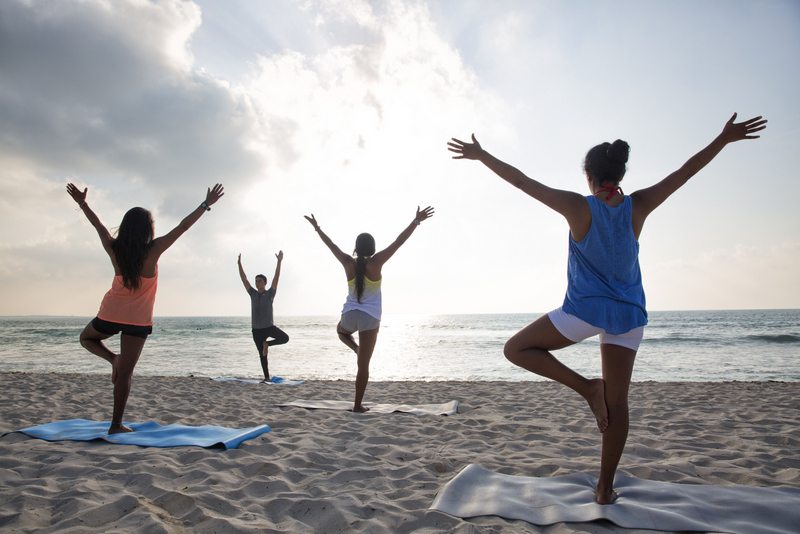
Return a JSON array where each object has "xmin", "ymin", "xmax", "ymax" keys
[{"xmin": 305, "ymin": 206, "xmax": 434, "ymax": 412}]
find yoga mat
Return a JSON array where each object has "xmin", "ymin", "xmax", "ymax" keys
[
  {"xmin": 431, "ymin": 464, "xmax": 800, "ymax": 534},
  {"xmin": 277, "ymin": 399, "xmax": 458, "ymax": 415},
  {"xmin": 212, "ymin": 376, "xmax": 304, "ymax": 385},
  {"xmin": 16, "ymin": 419, "xmax": 270, "ymax": 449}
]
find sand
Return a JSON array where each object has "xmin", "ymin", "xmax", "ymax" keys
[{"xmin": 1, "ymin": 372, "xmax": 798, "ymax": 533}]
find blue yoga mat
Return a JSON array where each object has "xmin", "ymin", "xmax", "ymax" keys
[
  {"xmin": 17, "ymin": 419, "xmax": 270, "ymax": 449},
  {"xmin": 212, "ymin": 376, "xmax": 305, "ymax": 385}
]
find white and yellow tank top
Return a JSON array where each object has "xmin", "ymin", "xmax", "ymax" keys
[{"xmin": 341, "ymin": 277, "xmax": 382, "ymax": 320}]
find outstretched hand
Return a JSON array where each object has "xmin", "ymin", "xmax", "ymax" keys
[
  {"xmin": 276, "ymin": 250, "xmax": 284, "ymax": 262},
  {"xmin": 447, "ymin": 134, "xmax": 483, "ymax": 160},
  {"xmin": 415, "ymin": 205, "xmax": 435, "ymax": 224},
  {"xmin": 720, "ymin": 113, "xmax": 767, "ymax": 143},
  {"xmin": 205, "ymin": 183, "xmax": 225, "ymax": 206},
  {"xmin": 66, "ymin": 183, "xmax": 87, "ymax": 205},
  {"xmin": 237, "ymin": 253, "xmax": 242, "ymax": 264},
  {"xmin": 304, "ymin": 214, "xmax": 319, "ymax": 230}
]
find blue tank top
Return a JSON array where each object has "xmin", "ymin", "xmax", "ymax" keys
[{"xmin": 562, "ymin": 195, "xmax": 647, "ymax": 334}]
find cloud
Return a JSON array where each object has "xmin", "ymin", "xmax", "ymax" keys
[
  {"xmin": 0, "ymin": 0, "xmax": 267, "ymax": 211},
  {"xmin": 4, "ymin": 0, "xmax": 792, "ymax": 317},
  {"xmin": 0, "ymin": 0, "xmax": 507, "ymax": 315},
  {"xmin": 225, "ymin": 0, "xmax": 510, "ymax": 315},
  {"xmin": 0, "ymin": 0, "xmax": 275, "ymax": 314}
]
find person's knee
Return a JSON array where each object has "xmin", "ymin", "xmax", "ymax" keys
[
  {"xmin": 357, "ymin": 353, "xmax": 372, "ymax": 368},
  {"xmin": 606, "ymin": 399, "xmax": 629, "ymax": 416},
  {"xmin": 503, "ymin": 338, "xmax": 523, "ymax": 364},
  {"xmin": 114, "ymin": 371, "xmax": 133, "ymax": 387}
]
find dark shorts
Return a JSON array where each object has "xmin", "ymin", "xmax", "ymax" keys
[{"xmin": 92, "ymin": 317, "xmax": 152, "ymax": 339}]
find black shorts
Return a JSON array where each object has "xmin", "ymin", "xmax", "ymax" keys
[{"xmin": 92, "ymin": 317, "xmax": 152, "ymax": 339}]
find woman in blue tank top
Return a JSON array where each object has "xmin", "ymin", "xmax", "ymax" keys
[{"xmin": 448, "ymin": 113, "xmax": 766, "ymax": 504}]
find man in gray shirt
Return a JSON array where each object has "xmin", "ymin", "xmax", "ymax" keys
[{"xmin": 238, "ymin": 251, "xmax": 289, "ymax": 381}]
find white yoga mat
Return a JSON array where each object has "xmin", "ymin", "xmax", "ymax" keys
[
  {"xmin": 431, "ymin": 464, "xmax": 800, "ymax": 534},
  {"xmin": 277, "ymin": 399, "xmax": 458, "ymax": 415},
  {"xmin": 211, "ymin": 376, "xmax": 304, "ymax": 385}
]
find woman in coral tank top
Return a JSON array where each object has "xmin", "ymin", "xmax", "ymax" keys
[{"xmin": 66, "ymin": 182, "xmax": 224, "ymax": 434}]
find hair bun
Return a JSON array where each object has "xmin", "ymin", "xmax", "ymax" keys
[{"xmin": 606, "ymin": 139, "xmax": 630, "ymax": 164}]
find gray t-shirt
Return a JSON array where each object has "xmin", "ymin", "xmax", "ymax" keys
[{"xmin": 249, "ymin": 287, "xmax": 275, "ymax": 329}]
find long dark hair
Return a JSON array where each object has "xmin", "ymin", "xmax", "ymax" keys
[
  {"xmin": 354, "ymin": 233, "xmax": 376, "ymax": 303},
  {"xmin": 112, "ymin": 207, "xmax": 154, "ymax": 290},
  {"xmin": 584, "ymin": 139, "xmax": 630, "ymax": 186}
]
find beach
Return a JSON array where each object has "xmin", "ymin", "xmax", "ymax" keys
[{"xmin": 1, "ymin": 373, "xmax": 798, "ymax": 533}]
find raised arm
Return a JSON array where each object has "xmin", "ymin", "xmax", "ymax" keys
[
  {"xmin": 448, "ymin": 134, "xmax": 586, "ymax": 222},
  {"xmin": 632, "ymin": 113, "xmax": 767, "ymax": 222},
  {"xmin": 150, "ymin": 184, "xmax": 224, "ymax": 258},
  {"xmin": 237, "ymin": 253, "xmax": 253, "ymax": 292},
  {"xmin": 304, "ymin": 214, "xmax": 352, "ymax": 268},
  {"xmin": 270, "ymin": 250, "xmax": 283, "ymax": 293},
  {"xmin": 66, "ymin": 183, "xmax": 114, "ymax": 257},
  {"xmin": 372, "ymin": 206, "xmax": 434, "ymax": 267}
]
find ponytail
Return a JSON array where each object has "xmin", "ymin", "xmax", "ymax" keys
[
  {"xmin": 355, "ymin": 255, "xmax": 367, "ymax": 303},
  {"xmin": 353, "ymin": 233, "xmax": 376, "ymax": 303}
]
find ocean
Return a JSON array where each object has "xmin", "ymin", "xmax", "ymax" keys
[{"xmin": 0, "ymin": 310, "xmax": 798, "ymax": 382}]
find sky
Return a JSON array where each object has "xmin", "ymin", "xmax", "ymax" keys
[{"xmin": 0, "ymin": 0, "xmax": 798, "ymax": 317}]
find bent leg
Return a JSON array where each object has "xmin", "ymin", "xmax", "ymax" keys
[
  {"xmin": 353, "ymin": 328, "xmax": 379, "ymax": 412},
  {"xmin": 596, "ymin": 343, "xmax": 636, "ymax": 504},
  {"xmin": 337, "ymin": 322, "xmax": 359, "ymax": 354},
  {"xmin": 79, "ymin": 323, "xmax": 116, "ymax": 364},
  {"xmin": 109, "ymin": 334, "xmax": 145, "ymax": 434},
  {"xmin": 504, "ymin": 314, "xmax": 608, "ymax": 432},
  {"xmin": 266, "ymin": 326, "xmax": 289, "ymax": 347},
  {"xmin": 79, "ymin": 322, "xmax": 117, "ymax": 382}
]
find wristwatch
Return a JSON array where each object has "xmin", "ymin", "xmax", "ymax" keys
[{"xmin": 200, "ymin": 201, "xmax": 211, "ymax": 211}]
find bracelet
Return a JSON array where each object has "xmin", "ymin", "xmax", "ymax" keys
[{"xmin": 200, "ymin": 201, "xmax": 211, "ymax": 211}]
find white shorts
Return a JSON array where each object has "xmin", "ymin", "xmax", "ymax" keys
[
  {"xmin": 339, "ymin": 310, "xmax": 380, "ymax": 333},
  {"xmin": 548, "ymin": 307, "xmax": 644, "ymax": 351}
]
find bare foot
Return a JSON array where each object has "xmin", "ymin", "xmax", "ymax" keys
[
  {"xmin": 108, "ymin": 424, "xmax": 134, "ymax": 434},
  {"xmin": 595, "ymin": 487, "xmax": 618, "ymax": 505},
  {"xmin": 351, "ymin": 405, "xmax": 370, "ymax": 413},
  {"xmin": 586, "ymin": 378, "xmax": 608, "ymax": 432}
]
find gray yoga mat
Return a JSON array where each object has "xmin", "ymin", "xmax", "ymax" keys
[
  {"xmin": 431, "ymin": 464, "xmax": 800, "ymax": 533},
  {"xmin": 277, "ymin": 399, "xmax": 458, "ymax": 415}
]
